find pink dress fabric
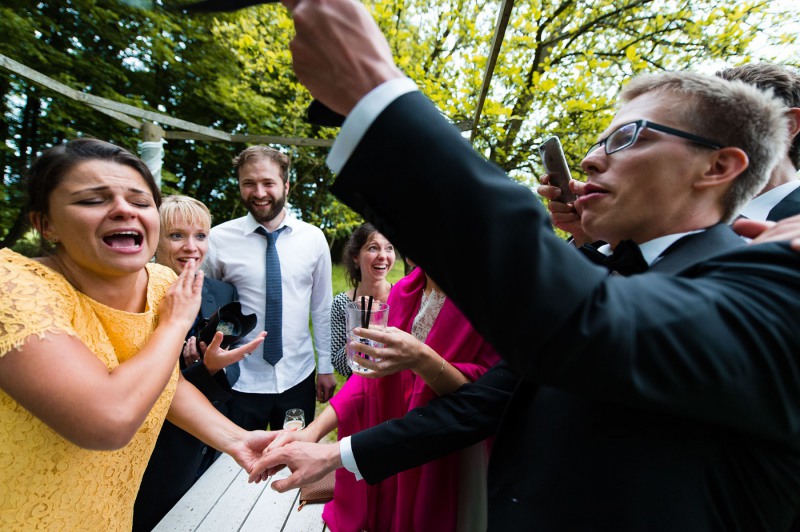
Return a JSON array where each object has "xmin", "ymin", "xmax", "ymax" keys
[{"xmin": 323, "ymin": 267, "xmax": 501, "ymax": 531}]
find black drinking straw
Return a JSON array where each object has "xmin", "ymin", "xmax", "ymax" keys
[
  {"xmin": 361, "ymin": 296, "xmax": 367, "ymax": 328},
  {"xmin": 365, "ymin": 295, "xmax": 374, "ymax": 329}
]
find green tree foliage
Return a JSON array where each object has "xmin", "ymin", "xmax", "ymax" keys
[
  {"xmin": 0, "ymin": 0, "xmax": 251, "ymax": 248},
  {"xmin": 0, "ymin": 0, "xmax": 796, "ymax": 250},
  {"xmin": 211, "ymin": 0, "xmax": 795, "ymax": 241},
  {"xmin": 353, "ymin": 0, "xmax": 795, "ymax": 184},
  {"xmin": 209, "ymin": 7, "xmax": 345, "ymax": 242},
  {"xmin": 469, "ymin": 0, "xmax": 792, "ymax": 183}
]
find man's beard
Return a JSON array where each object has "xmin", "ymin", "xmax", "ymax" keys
[{"xmin": 244, "ymin": 191, "xmax": 286, "ymax": 223}]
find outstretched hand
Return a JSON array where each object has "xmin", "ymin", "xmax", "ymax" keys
[
  {"xmin": 200, "ymin": 331, "xmax": 267, "ymax": 374},
  {"xmin": 266, "ymin": 427, "xmax": 315, "ymax": 453},
  {"xmin": 280, "ymin": 0, "xmax": 404, "ymax": 116},
  {"xmin": 226, "ymin": 429, "xmax": 282, "ymax": 475},
  {"xmin": 159, "ymin": 259, "xmax": 204, "ymax": 332}
]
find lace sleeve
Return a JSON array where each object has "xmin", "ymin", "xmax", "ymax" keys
[
  {"xmin": 411, "ymin": 288, "xmax": 447, "ymax": 342},
  {"xmin": 145, "ymin": 262, "xmax": 177, "ymax": 313},
  {"xmin": 330, "ymin": 292, "xmax": 352, "ymax": 378},
  {"xmin": 0, "ymin": 251, "xmax": 77, "ymax": 357}
]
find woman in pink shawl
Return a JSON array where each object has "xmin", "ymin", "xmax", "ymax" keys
[{"xmin": 292, "ymin": 265, "xmax": 500, "ymax": 531}]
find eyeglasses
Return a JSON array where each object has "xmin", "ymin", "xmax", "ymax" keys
[{"xmin": 586, "ymin": 119, "xmax": 722, "ymax": 159}]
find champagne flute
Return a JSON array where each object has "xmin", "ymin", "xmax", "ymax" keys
[{"xmin": 283, "ymin": 408, "xmax": 305, "ymax": 430}]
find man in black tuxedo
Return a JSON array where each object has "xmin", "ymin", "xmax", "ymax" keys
[
  {"xmin": 250, "ymin": 1, "xmax": 800, "ymax": 529},
  {"xmin": 718, "ymin": 63, "xmax": 800, "ymax": 221},
  {"xmin": 717, "ymin": 57, "xmax": 800, "ymax": 532}
]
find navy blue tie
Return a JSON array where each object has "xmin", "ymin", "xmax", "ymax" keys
[{"xmin": 256, "ymin": 226, "xmax": 286, "ymax": 365}]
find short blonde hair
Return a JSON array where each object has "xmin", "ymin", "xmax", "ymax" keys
[{"xmin": 159, "ymin": 195, "xmax": 212, "ymax": 235}]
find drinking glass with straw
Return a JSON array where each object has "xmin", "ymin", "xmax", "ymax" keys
[{"xmin": 344, "ymin": 296, "xmax": 389, "ymax": 374}]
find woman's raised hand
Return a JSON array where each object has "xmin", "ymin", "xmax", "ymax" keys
[{"xmin": 158, "ymin": 258, "xmax": 204, "ymax": 332}]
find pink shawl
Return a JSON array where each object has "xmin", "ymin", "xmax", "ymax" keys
[{"xmin": 323, "ymin": 267, "xmax": 500, "ymax": 531}]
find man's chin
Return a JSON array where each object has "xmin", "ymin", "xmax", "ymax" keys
[
  {"xmin": 581, "ymin": 216, "xmax": 613, "ymax": 244},
  {"xmin": 248, "ymin": 206, "xmax": 281, "ymax": 223}
]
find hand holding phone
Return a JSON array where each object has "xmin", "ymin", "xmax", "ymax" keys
[{"xmin": 538, "ymin": 136, "xmax": 576, "ymax": 203}]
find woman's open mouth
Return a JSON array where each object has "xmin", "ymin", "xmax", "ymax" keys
[{"xmin": 102, "ymin": 230, "xmax": 143, "ymax": 249}]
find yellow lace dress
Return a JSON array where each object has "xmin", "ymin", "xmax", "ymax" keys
[{"xmin": 0, "ymin": 249, "xmax": 180, "ymax": 530}]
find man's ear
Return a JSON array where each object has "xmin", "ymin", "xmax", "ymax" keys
[
  {"xmin": 694, "ymin": 147, "xmax": 749, "ymax": 190},
  {"xmin": 786, "ymin": 107, "xmax": 800, "ymax": 140}
]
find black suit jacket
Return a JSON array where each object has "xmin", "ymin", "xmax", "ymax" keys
[
  {"xmin": 133, "ymin": 278, "xmax": 237, "ymax": 532},
  {"xmin": 333, "ymin": 91, "xmax": 800, "ymax": 531},
  {"xmin": 350, "ymin": 224, "xmax": 743, "ymax": 470},
  {"xmin": 768, "ymin": 184, "xmax": 800, "ymax": 221}
]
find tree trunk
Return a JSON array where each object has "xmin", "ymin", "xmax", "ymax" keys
[{"xmin": 0, "ymin": 208, "xmax": 30, "ymax": 250}]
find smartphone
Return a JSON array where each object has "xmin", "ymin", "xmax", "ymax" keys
[{"xmin": 538, "ymin": 136, "xmax": 576, "ymax": 203}]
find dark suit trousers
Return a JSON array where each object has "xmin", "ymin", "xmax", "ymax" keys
[{"xmin": 227, "ymin": 369, "xmax": 317, "ymax": 431}]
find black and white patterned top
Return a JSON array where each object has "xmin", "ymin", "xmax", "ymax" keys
[{"xmin": 330, "ymin": 291, "xmax": 353, "ymax": 377}]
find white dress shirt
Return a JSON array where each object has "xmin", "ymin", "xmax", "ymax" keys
[
  {"xmin": 596, "ymin": 231, "xmax": 702, "ymax": 266},
  {"xmin": 205, "ymin": 210, "xmax": 333, "ymax": 394},
  {"xmin": 738, "ymin": 179, "xmax": 800, "ymax": 221}
]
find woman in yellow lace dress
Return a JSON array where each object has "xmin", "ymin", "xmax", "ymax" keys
[{"xmin": 0, "ymin": 139, "xmax": 269, "ymax": 530}]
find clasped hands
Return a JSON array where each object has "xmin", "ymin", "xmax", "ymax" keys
[
  {"xmin": 237, "ymin": 327, "xmax": 428, "ymax": 492},
  {"xmin": 245, "ymin": 426, "xmax": 341, "ymax": 493}
]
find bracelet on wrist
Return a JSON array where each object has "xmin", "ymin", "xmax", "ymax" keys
[{"xmin": 429, "ymin": 356, "xmax": 445, "ymax": 385}]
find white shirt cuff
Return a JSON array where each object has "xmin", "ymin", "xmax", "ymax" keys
[
  {"xmin": 316, "ymin": 358, "xmax": 333, "ymax": 375},
  {"xmin": 326, "ymin": 77, "xmax": 419, "ymax": 173},
  {"xmin": 339, "ymin": 436, "xmax": 363, "ymax": 481}
]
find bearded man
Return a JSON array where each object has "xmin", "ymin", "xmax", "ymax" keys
[{"xmin": 205, "ymin": 146, "xmax": 335, "ymax": 432}]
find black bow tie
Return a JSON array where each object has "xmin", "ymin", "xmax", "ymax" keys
[{"xmin": 604, "ymin": 240, "xmax": 648, "ymax": 276}]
